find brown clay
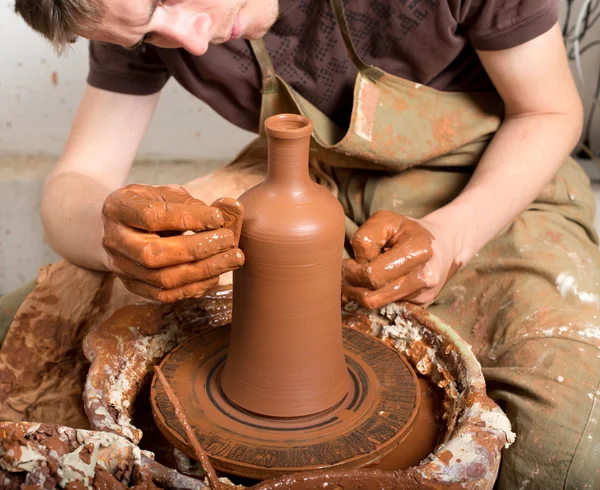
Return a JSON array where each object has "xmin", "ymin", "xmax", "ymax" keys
[
  {"xmin": 93, "ymin": 467, "xmax": 128, "ymax": 490},
  {"xmin": 343, "ymin": 211, "xmax": 434, "ymax": 309},
  {"xmin": 249, "ymin": 468, "xmax": 464, "ymax": 490},
  {"xmin": 221, "ymin": 114, "xmax": 350, "ymax": 417},
  {"xmin": 150, "ymin": 324, "xmax": 420, "ymax": 480},
  {"xmin": 102, "ymin": 185, "xmax": 245, "ymax": 303},
  {"xmin": 153, "ymin": 366, "xmax": 222, "ymax": 490},
  {"xmin": 0, "ymin": 422, "xmax": 210, "ymax": 490},
  {"xmin": 370, "ymin": 377, "xmax": 444, "ymax": 470},
  {"xmin": 443, "ymin": 260, "xmax": 463, "ymax": 288},
  {"xmin": 83, "ymin": 285, "xmax": 236, "ymax": 444}
]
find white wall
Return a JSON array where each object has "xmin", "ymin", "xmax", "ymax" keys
[{"xmin": 0, "ymin": 7, "xmax": 254, "ymax": 160}]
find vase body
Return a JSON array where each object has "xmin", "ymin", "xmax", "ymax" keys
[{"xmin": 221, "ymin": 114, "xmax": 349, "ymax": 418}]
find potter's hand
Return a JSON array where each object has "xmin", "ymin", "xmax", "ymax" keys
[
  {"xmin": 342, "ymin": 211, "xmax": 459, "ymax": 310},
  {"xmin": 102, "ymin": 184, "xmax": 244, "ymax": 302}
]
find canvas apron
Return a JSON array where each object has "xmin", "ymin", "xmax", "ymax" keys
[{"xmin": 2, "ymin": 0, "xmax": 600, "ymax": 487}]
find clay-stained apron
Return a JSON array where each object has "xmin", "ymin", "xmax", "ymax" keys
[{"xmin": 251, "ymin": 0, "xmax": 504, "ymax": 174}]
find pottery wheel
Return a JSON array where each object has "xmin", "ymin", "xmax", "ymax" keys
[{"xmin": 151, "ymin": 325, "xmax": 420, "ymax": 480}]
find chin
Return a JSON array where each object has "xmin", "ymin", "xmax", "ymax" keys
[
  {"xmin": 244, "ymin": 19, "xmax": 276, "ymax": 39},
  {"xmin": 242, "ymin": 29, "xmax": 268, "ymax": 40},
  {"xmin": 243, "ymin": 2, "xmax": 278, "ymax": 40}
]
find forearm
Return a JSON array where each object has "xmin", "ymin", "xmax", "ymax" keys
[
  {"xmin": 425, "ymin": 111, "xmax": 582, "ymax": 264},
  {"xmin": 39, "ymin": 87, "xmax": 159, "ymax": 271},
  {"xmin": 41, "ymin": 170, "xmax": 112, "ymax": 271}
]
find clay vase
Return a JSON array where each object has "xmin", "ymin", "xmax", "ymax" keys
[{"xmin": 221, "ymin": 114, "xmax": 350, "ymax": 418}]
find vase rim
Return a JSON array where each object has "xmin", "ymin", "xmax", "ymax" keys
[{"xmin": 265, "ymin": 114, "xmax": 313, "ymax": 139}]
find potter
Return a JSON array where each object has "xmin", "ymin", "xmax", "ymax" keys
[{"xmin": 5, "ymin": 0, "xmax": 600, "ymax": 488}]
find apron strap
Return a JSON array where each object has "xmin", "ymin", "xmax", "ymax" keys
[
  {"xmin": 329, "ymin": 0, "xmax": 380, "ymax": 77},
  {"xmin": 249, "ymin": 39, "xmax": 279, "ymax": 94}
]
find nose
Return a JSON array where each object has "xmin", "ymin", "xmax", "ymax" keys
[{"xmin": 162, "ymin": 10, "xmax": 212, "ymax": 56}]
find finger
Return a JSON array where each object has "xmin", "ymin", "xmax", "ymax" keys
[
  {"xmin": 342, "ymin": 269, "xmax": 427, "ymax": 310},
  {"xmin": 125, "ymin": 184, "xmax": 205, "ymax": 205},
  {"xmin": 103, "ymin": 188, "xmax": 223, "ymax": 232},
  {"xmin": 211, "ymin": 197, "xmax": 244, "ymax": 244},
  {"xmin": 343, "ymin": 236, "xmax": 432, "ymax": 289},
  {"xmin": 119, "ymin": 276, "xmax": 220, "ymax": 303},
  {"xmin": 104, "ymin": 225, "xmax": 237, "ymax": 269},
  {"xmin": 121, "ymin": 200, "xmax": 223, "ymax": 232},
  {"xmin": 157, "ymin": 185, "xmax": 204, "ymax": 205},
  {"xmin": 112, "ymin": 248, "xmax": 245, "ymax": 290},
  {"xmin": 350, "ymin": 211, "xmax": 404, "ymax": 262}
]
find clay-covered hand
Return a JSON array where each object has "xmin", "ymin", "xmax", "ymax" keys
[
  {"xmin": 342, "ymin": 211, "xmax": 460, "ymax": 310},
  {"xmin": 102, "ymin": 184, "xmax": 244, "ymax": 303}
]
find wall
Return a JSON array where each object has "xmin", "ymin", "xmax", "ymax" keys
[{"xmin": 0, "ymin": 8, "xmax": 254, "ymax": 159}]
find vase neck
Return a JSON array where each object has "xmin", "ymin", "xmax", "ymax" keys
[
  {"xmin": 266, "ymin": 134, "xmax": 312, "ymax": 187},
  {"xmin": 263, "ymin": 114, "xmax": 313, "ymax": 188}
]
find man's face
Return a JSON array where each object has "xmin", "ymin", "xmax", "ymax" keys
[{"xmin": 87, "ymin": 0, "xmax": 279, "ymax": 55}]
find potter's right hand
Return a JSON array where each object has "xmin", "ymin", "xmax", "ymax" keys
[{"xmin": 102, "ymin": 184, "xmax": 244, "ymax": 303}]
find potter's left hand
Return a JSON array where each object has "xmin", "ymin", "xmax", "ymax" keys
[{"xmin": 342, "ymin": 211, "xmax": 460, "ymax": 310}]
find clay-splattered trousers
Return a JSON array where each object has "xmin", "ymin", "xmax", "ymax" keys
[
  {"xmin": 181, "ymin": 138, "xmax": 600, "ymax": 489},
  {"xmin": 1, "ymin": 138, "xmax": 599, "ymax": 489}
]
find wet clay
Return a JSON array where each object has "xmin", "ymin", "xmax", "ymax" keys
[
  {"xmin": 154, "ymin": 366, "xmax": 222, "ymax": 490},
  {"xmin": 248, "ymin": 468, "xmax": 465, "ymax": 490},
  {"xmin": 221, "ymin": 114, "xmax": 350, "ymax": 417},
  {"xmin": 222, "ymin": 375, "xmax": 443, "ymax": 487},
  {"xmin": 151, "ymin": 324, "xmax": 420, "ymax": 480},
  {"xmin": 0, "ymin": 423, "xmax": 158, "ymax": 489},
  {"xmin": 370, "ymin": 377, "xmax": 445, "ymax": 470},
  {"xmin": 342, "ymin": 211, "xmax": 433, "ymax": 309},
  {"xmin": 83, "ymin": 286, "xmax": 236, "ymax": 445},
  {"xmin": 0, "ymin": 260, "xmax": 144, "ymax": 430},
  {"xmin": 443, "ymin": 260, "xmax": 462, "ymax": 288},
  {"xmin": 102, "ymin": 185, "xmax": 245, "ymax": 303},
  {"xmin": 4, "ymin": 276, "xmax": 507, "ymax": 488}
]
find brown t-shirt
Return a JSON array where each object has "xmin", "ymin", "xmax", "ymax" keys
[{"xmin": 87, "ymin": 0, "xmax": 558, "ymax": 132}]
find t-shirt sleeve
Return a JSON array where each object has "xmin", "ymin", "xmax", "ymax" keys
[
  {"xmin": 87, "ymin": 41, "xmax": 170, "ymax": 95},
  {"xmin": 458, "ymin": 0, "xmax": 559, "ymax": 51}
]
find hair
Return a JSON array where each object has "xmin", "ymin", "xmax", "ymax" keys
[{"xmin": 14, "ymin": 0, "xmax": 106, "ymax": 53}]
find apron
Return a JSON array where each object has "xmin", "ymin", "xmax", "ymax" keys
[
  {"xmin": 2, "ymin": 0, "xmax": 600, "ymax": 487},
  {"xmin": 248, "ymin": 0, "xmax": 504, "ymax": 235}
]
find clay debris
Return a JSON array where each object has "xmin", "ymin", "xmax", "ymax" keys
[
  {"xmin": 0, "ymin": 422, "xmax": 151, "ymax": 489},
  {"xmin": 0, "ymin": 422, "xmax": 243, "ymax": 490},
  {"xmin": 82, "ymin": 288, "xmax": 233, "ymax": 443}
]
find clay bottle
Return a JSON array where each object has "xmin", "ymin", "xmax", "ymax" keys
[{"xmin": 221, "ymin": 114, "xmax": 350, "ymax": 418}]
